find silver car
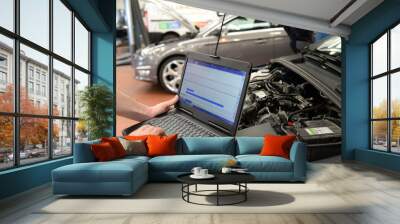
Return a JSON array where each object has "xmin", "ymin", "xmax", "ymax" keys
[{"xmin": 133, "ymin": 15, "xmax": 293, "ymax": 93}]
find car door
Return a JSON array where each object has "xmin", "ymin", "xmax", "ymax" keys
[
  {"xmin": 271, "ymin": 25, "xmax": 293, "ymax": 58},
  {"xmin": 211, "ymin": 17, "xmax": 276, "ymax": 66}
]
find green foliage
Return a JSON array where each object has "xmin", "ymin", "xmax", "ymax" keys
[{"xmin": 79, "ymin": 84, "xmax": 113, "ymax": 140}]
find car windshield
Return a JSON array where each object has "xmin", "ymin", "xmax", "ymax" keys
[
  {"xmin": 197, "ymin": 15, "xmax": 235, "ymax": 36},
  {"xmin": 315, "ymin": 36, "xmax": 341, "ymax": 55}
]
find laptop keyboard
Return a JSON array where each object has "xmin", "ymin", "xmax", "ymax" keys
[{"xmin": 145, "ymin": 114, "xmax": 218, "ymax": 137}]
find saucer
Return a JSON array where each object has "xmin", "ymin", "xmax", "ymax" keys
[{"xmin": 190, "ymin": 174, "xmax": 215, "ymax": 179}]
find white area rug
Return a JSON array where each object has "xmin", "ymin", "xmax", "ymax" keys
[{"xmin": 38, "ymin": 183, "xmax": 361, "ymax": 214}]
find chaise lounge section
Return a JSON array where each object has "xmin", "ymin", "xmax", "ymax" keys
[{"xmin": 52, "ymin": 137, "xmax": 307, "ymax": 196}]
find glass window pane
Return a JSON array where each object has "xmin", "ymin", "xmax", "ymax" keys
[
  {"xmin": 74, "ymin": 69, "xmax": 89, "ymax": 118},
  {"xmin": 0, "ymin": 35, "xmax": 14, "ymax": 112},
  {"xmin": 53, "ymin": 119, "xmax": 72, "ymax": 157},
  {"xmin": 20, "ymin": 0, "xmax": 49, "ymax": 49},
  {"xmin": 391, "ymin": 24, "xmax": 400, "ymax": 70},
  {"xmin": 0, "ymin": 0, "xmax": 14, "ymax": 31},
  {"xmin": 74, "ymin": 18, "xmax": 89, "ymax": 70},
  {"xmin": 391, "ymin": 72, "xmax": 400, "ymax": 118},
  {"xmin": 372, "ymin": 76, "xmax": 387, "ymax": 119},
  {"xmin": 20, "ymin": 44, "xmax": 49, "ymax": 115},
  {"xmin": 372, "ymin": 121, "xmax": 388, "ymax": 151},
  {"xmin": 372, "ymin": 33, "xmax": 387, "ymax": 76},
  {"xmin": 0, "ymin": 116, "xmax": 14, "ymax": 170},
  {"xmin": 20, "ymin": 117, "xmax": 49, "ymax": 165},
  {"xmin": 53, "ymin": 59, "xmax": 72, "ymax": 117},
  {"xmin": 53, "ymin": 0, "xmax": 72, "ymax": 60},
  {"xmin": 75, "ymin": 120, "xmax": 88, "ymax": 143},
  {"xmin": 391, "ymin": 120, "xmax": 400, "ymax": 153}
]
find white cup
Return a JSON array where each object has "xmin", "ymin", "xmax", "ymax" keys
[
  {"xmin": 191, "ymin": 167, "xmax": 202, "ymax": 176},
  {"xmin": 221, "ymin": 167, "xmax": 232, "ymax": 174},
  {"xmin": 200, "ymin": 169, "xmax": 208, "ymax": 176}
]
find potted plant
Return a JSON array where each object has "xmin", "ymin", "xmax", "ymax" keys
[{"xmin": 79, "ymin": 84, "xmax": 113, "ymax": 140}]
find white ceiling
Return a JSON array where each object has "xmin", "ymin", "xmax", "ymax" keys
[{"xmin": 167, "ymin": 0, "xmax": 384, "ymax": 37}]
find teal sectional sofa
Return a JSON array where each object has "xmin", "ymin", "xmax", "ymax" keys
[{"xmin": 52, "ymin": 137, "xmax": 306, "ymax": 196}]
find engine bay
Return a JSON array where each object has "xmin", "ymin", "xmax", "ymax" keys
[{"xmin": 238, "ymin": 65, "xmax": 342, "ymax": 157}]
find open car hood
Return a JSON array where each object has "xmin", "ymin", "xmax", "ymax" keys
[{"xmin": 270, "ymin": 53, "xmax": 341, "ymax": 108}]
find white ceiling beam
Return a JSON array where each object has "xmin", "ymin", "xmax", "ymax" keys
[
  {"xmin": 330, "ymin": 0, "xmax": 368, "ymax": 27},
  {"xmin": 167, "ymin": 0, "xmax": 351, "ymax": 37}
]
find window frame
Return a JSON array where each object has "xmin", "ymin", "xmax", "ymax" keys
[
  {"xmin": 0, "ymin": 0, "xmax": 92, "ymax": 171},
  {"xmin": 370, "ymin": 21, "xmax": 400, "ymax": 154}
]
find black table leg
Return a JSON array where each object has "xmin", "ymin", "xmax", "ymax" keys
[
  {"xmin": 245, "ymin": 183, "xmax": 247, "ymax": 201},
  {"xmin": 216, "ymin": 184, "xmax": 219, "ymax": 206},
  {"xmin": 195, "ymin": 184, "xmax": 198, "ymax": 192}
]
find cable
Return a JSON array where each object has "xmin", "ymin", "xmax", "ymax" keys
[{"xmin": 213, "ymin": 14, "xmax": 226, "ymax": 57}]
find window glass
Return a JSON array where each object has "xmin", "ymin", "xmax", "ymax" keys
[
  {"xmin": 53, "ymin": 0, "xmax": 72, "ymax": 60},
  {"xmin": 391, "ymin": 120, "xmax": 400, "ymax": 153},
  {"xmin": 372, "ymin": 121, "xmax": 388, "ymax": 151},
  {"xmin": 53, "ymin": 59, "xmax": 72, "ymax": 117},
  {"xmin": 74, "ymin": 69, "xmax": 89, "ymax": 118},
  {"xmin": 391, "ymin": 72, "xmax": 400, "ymax": 118},
  {"xmin": 20, "ymin": 0, "xmax": 49, "ymax": 49},
  {"xmin": 372, "ymin": 33, "xmax": 387, "ymax": 76},
  {"xmin": 0, "ymin": 116, "xmax": 14, "ymax": 170},
  {"xmin": 224, "ymin": 17, "xmax": 271, "ymax": 33},
  {"xmin": 75, "ymin": 120, "xmax": 88, "ymax": 143},
  {"xmin": 0, "ymin": 35, "xmax": 14, "ymax": 112},
  {"xmin": 0, "ymin": 0, "xmax": 14, "ymax": 31},
  {"xmin": 20, "ymin": 44, "xmax": 49, "ymax": 115},
  {"xmin": 372, "ymin": 76, "xmax": 387, "ymax": 119},
  {"xmin": 19, "ymin": 117, "xmax": 49, "ymax": 165},
  {"xmin": 74, "ymin": 18, "xmax": 89, "ymax": 70},
  {"xmin": 391, "ymin": 24, "xmax": 400, "ymax": 70},
  {"xmin": 53, "ymin": 119, "xmax": 72, "ymax": 157}
]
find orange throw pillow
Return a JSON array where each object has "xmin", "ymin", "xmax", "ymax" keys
[
  {"xmin": 260, "ymin": 135, "xmax": 297, "ymax": 159},
  {"xmin": 101, "ymin": 137, "xmax": 126, "ymax": 158},
  {"xmin": 125, "ymin": 135, "xmax": 149, "ymax": 141},
  {"xmin": 146, "ymin": 134, "xmax": 177, "ymax": 157},
  {"xmin": 91, "ymin": 142, "xmax": 117, "ymax": 162}
]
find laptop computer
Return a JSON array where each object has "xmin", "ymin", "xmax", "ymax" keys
[{"xmin": 122, "ymin": 52, "xmax": 252, "ymax": 137}]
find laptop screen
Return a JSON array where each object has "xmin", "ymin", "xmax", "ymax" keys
[{"xmin": 179, "ymin": 56, "xmax": 249, "ymax": 133}]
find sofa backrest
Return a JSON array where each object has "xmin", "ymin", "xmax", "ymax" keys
[
  {"xmin": 177, "ymin": 137, "xmax": 235, "ymax": 155},
  {"xmin": 235, "ymin": 137, "xmax": 264, "ymax": 155},
  {"xmin": 73, "ymin": 140, "xmax": 100, "ymax": 163},
  {"xmin": 73, "ymin": 136, "xmax": 266, "ymax": 162}
]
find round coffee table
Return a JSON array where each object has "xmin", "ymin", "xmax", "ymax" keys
[{"xmin": 177, "ymin": 173, "xmax": 255, "ymax": 206}]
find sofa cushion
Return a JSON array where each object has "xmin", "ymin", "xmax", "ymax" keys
[
  {"xmin": 149, "ymin": 154, "xmax": 235, "ymax": 172},
  {"xmin": 235, "ymin": 137, "xmax": 264, "ymax": 155},
  {"xmin": 147, "ymin": 134, "xmax": 177, "ymax": 157},
  {"xmin": 91, "ymin": 142, "xmax": 118, "ymax": 161},
  {"xmin": 236, "ymin": 155, "xmax": 293, "ymax": 172},
  {"xmin": 53, "ymin": 158, "xmax": 147, "ymax": 183},
  {"xmin": 101, "ymin": 137, "xmax": 127, "ymax": 158},
  {"xmin": 177, "ymin": 137, "xmax": 235, "ymax": 155},
  {"xmin": 119, "ymin": 138, "xmax": 147, "ymax": 156}
]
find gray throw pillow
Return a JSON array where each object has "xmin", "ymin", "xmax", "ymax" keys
[{"xmin": 118, "ymin": 137, "xmax": 147, "ymax": 156}]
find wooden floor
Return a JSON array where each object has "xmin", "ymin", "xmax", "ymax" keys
[{"xmin": 1, "ymin": 156, "xmax": 400, "ymax": 224}]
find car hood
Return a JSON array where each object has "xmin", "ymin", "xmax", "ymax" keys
[{"xmin": 270, "ymin": 53, "xmax": 341, "ymax": 108}]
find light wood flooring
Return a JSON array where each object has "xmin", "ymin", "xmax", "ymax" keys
[{"xmin": 1, "ymin": 156, "xmax": 400, "ymax": 224}]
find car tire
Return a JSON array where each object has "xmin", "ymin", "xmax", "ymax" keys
[
  {"xmin": 158, "ymin": 56, "xmax": 186, "ymax": 93},
  {"xmin": 161, "ymin": 33, "xmax": 180, "ymax": 41}
]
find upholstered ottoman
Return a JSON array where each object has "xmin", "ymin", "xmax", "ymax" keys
[{"xmin": 52, "ymin": 156, "xmax": 148, "ymax": 196}]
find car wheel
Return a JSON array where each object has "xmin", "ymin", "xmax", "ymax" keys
[
  {"xmin": 161, "ymin": 33, "xmax": 179, "ymax": 41},
  {"xmin": 159, "ymin": 56, "xmax": 185, "ymax": 93}
]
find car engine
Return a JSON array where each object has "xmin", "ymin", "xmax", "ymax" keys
[{"xmin": 239, "ymin": 65, "xmax": 341, "ymax": 160}]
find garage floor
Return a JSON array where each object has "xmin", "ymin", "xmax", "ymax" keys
[{"xmin": 116, "ymin": 65, "xmax": 175, "ymax": 136}]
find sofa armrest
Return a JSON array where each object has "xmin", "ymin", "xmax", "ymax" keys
[
  {"xmin": 73, "ymin": 140, "xmax": 100, "ymax": 163},
  {"xmin": 289, "ymin": 141, "xmax": 307, "ymax": 181}
]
